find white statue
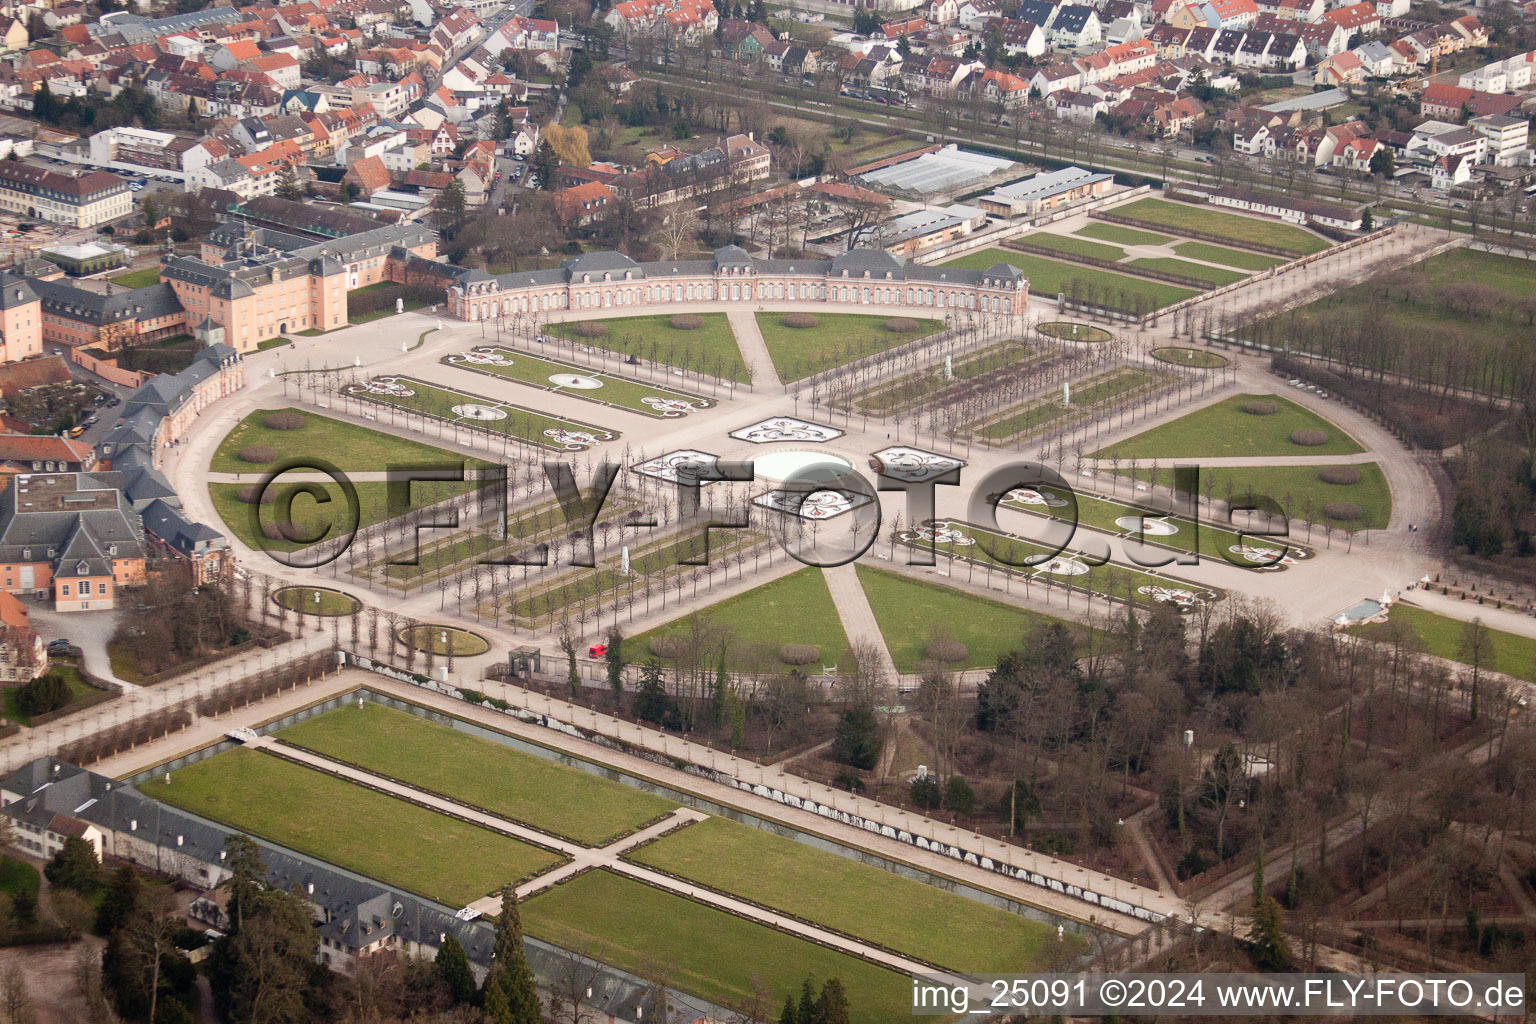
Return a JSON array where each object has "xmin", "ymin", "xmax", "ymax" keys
[
  {"xmin": 621, "ymin": 545, "xmax": 631, "ymax": 574},
  {"xmin": 395, "ymin": 297, "xmax": 405, "ymax": 314},
  {"xmin": 943, "ymin": 354, "xmax": 953, "ymax": 380},
  {"xmin": 1062, "ymin": 381, "xmax": 1071, "ymax": 406}
]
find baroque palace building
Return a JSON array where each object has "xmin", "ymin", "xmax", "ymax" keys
[{"xmin": 436, "ymin": 247, "xmax": 1030, "ymax": 322}]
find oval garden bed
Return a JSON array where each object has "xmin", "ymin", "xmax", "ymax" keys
[
  {"xmin": 1038, "ymin": 321, "xmax": 1112, "ymax": 343},
  {"xmin": 397, "ymin": 624, "xmax": 490, "ymax": 657},
  {"xmin": 1151, "ymin": 347, "xmax": 1228, "ymax": 368},
  {"xmin": 273, "ymin": 586, "xmax": 360, "ymax": 616}
]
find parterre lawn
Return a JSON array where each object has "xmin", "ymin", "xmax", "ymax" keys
[
  {"xmin": 943, "ymin": 249, "xmax": 1198, "ymax": 310},
  {"xmin": 1348, "ymin": 603, "xmax": 1536, "ymax": 682},
  {"xmin": 630, "ymin": 815, "xmax": 1065, "ymax": 972},
  {"xmin": 272, "ymin": 587, "xmax": 359, "ymax": 615},
  {"xmin": 1076, "ymin": 223, "xmax": 1173, "ymax": 247},
  {"xmin": 445, "ymin": 346, "xmax": 709, "ymax": 416},
  {"xmin": 628, "ymin": 567, "xmax": 850, "ymax": 671},
  {"xmin": 544, "ymin": 313, "xmax": 748, "ymax": 382},
  {"xmin": 1127, "ymin": 257, "xmax": 1248, "ymax": 288},
  {"xmin": 1095, "ymin": 393, "xmax": 1363, "ymax": 459},
  {"xmin": 279, "ymin": 703, "xmax": 676, "ymax": 845},
  {"xmin": 109, "ymin": 267, "xmax": 162, "ymax": 288},
  {"xmin": 1022, "ymin": 232, "xmax": 1127, "ymax": 262},
  {"xmin": 350, "ymin": 377, "xmax": 616, "ymax": 449},
  {"xmin": 211, "ymin": 408, "xmax": 493, "ymax": 474},
  {"xmin": 209, "ymin": 478, "xmax": 482, "ymax": 553},
  {"xmin": 854, "ymin": 564, "xmax": 1078, "ymax": 671},
  {"xmin": 521, "ymin": 870, "xmax": 917, "ymax": 1024},
  {"xmin": 1110, "ymin": 198, "xmax": 1330, "ymax": 255},
  {"xmin": 1171, "ymin": 241, "xmax": 1285, "ymax": 272},
  {"xmin": 755, "ymin": 312, "xmax": 944, "ymax": 382},
  {"xmin": 1177, "ymin": 463, "xmax": 1393, "ymax": 530},
  {"xmin": 156, "ymin": 748, "xmax": 559, "ymax": 906}
]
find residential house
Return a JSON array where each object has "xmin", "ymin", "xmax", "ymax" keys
[
  {"xmin": 553, "ymin": 181, "xmax": 616, "ymax": 227},
  {"xmin": 1420, "ymin": 83, "xmax": 1524, "ymax": 123},
  {"xmin": 0, "ymin": 591, "xmax": 42, "ymax": 684}
]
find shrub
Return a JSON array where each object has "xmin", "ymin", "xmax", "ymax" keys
[
  {"xmin": 781, "ymin": 313, "xmax": 818, "ymax": 329},
  {"xmin": 263, "ymin": 412, "xmax": 305, "ymax": 430},
  {"xmin": 649, "ymin": 636, "xmax": 684, "ymax": 659},
  {"xmin": 778, "ymin": 643, "xmax": 820, "ymax": 665},
  {"xmin": 669, "ymin": 314, "xmax": 702, "ymax": 330},
  {"xmin": 942, "ymin": 775, "xmax": 976, "ymax": 815},
  {"xmin": 883, "ymin": 317, "xmax": 920, "ymax": 334},
  {"xmin": 261, "ymin": 522, "xmax": 289, "ymax": 540},
  {"xmin": 235, "ymin": 486, "xmax": 274, "ymax": 504},
  {"xmin": 925, "ymin": 638, "xmax": 968, "ymax": 664},
  {"xmin": 1241, "ymin": 400, "xmax": 1277, "ymax": 415},
  {"xmin": 1323, "ymin": 502, "xmax": 1363, "ymax": 522},
  {"xmin": 570, "ymin": 322, "xmax": 608, "ymax": 338},
  {"xmin": 237, "ymin": 445, "xmax": 278, "ymax": 464},
  {"xmin": 910, "ymin": 775, "xmax": 941, "ymax": 809},
  {"xmin": 1319, "ymin": 466, "xmax": 1360, "ymax": 485},
  {"xmin": 1290, "ymin": 429, "xmax": 1328, "ymax": 447},
  {"xmin": 15, "ymin": 673, "xmax": 72, "ymax": 718}
]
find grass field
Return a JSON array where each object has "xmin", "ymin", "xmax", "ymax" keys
[
  {"xmin": 209, "ymin": 478, "xmax": 483, "ymax": 553},
  {"xmin": 944, "ymin": 249, "xmax": 1199, "ymax": 311},
  {"xmin": 977, "ymin": 369, "xmax": 1159, "ymax": 441},
  {"xmin": 521, "ymin": 870, "xmax": 916, "ymax": 1023},
  {"xmin": 628, "ymin": 567, "xmax": 850, "ymax": 671},
  {"xmin": 272, "ymin": 587, "xmax": 359, "ymax": 615},
  {"xmin": 109, "ymin": 267, "xmax": 162, "ymax": 288},
  {"xmin": 278, "ymin": 703, "xmax": 677, "ymax": 844},
  {"xmin": 855, "ymin": 565, "xmax": 1078, "ymax": 671},
  {"xmin": 755, "ymin": 312, "xmax": 944, "ymax": 381},
  {"xmin": 444, "ymin": 347, "xmax": 711, "ymax": 417},
  {"xmin": 1171, "ymin": 241, "xmax": 1285, "ymax": 272},
  {"xmin": 0, "ymin": 858, "xmax": 38, "ymax": 901},
  {"xmin": 630, "ymin": 815, "xmax": 1064, "ymax": 972},
  {"xmin": 1127, "ymin": 257, "xmax": 1248, "ymax": 288},
  {"xmin": 1151, "ymin": 347, "xmax": 1228, "ymax": 368},
  {"xmin": 1109, "ymin": 199, "xmax": 1330, "ymax": 255},
  {"xmin": 1022, "ymin": 232, "xmax": 1127, "ymax": 262},
  {"xmin": 1096, "ymin": 393, "xmax": 1363, "ymax": 459},
  {"xmin": 345, "ymin": 377, "xmax": 617, "ymax": 451},
  {"xmin": 1076, "ymin": 223, "xmax": 1172, "ymax": 246},
  {"xmin": 211, "ymin": 408, "xmax": 494, "ymax": 474},
  {"xmin": 1348, "ymin": 603, "xmax": 1536, "ymax": 682},
  {"xmin": 398, "ymin": 625, "xmax": 489, "ymax": 656},
  {"xmin": 156, "ymin": 748, "xmax": 559, "ymax": 906},
  {"xmin": 544, "ymin": 313, "xmax": 748, "ymax": 383},
  {"xmin": 1166, "ymin": 462, "xmax": 1393, "ymax": 530},
  {"xmin": 1, "ymin": 664, "xmax": 105, "ymax": 725}
]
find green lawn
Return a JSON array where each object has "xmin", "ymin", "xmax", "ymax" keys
[
  {"xmin": 211, "ymin": 408, "xmax": 494, "ymax": 474},
  {"xmin": 1109, "ymin": 199, "xmax": 1330, "ymax": 255},
  {"xmin": 1076, "ymin": 223, "xmax": 1173, "ymax": 247},
  {"xmin": 209, "ymin": 478, "xmax": 483, "ymax": 553},
  {"xmin": 630, "ymin": 815, "xmax": 1065, "ymax": 971},
  {"xmin": 1, "ymin": 663, "xmax": 107, "ymax": 725},
  {"xmin": 109, "ymin": 267, "xmax": 162, "ymax": 288},
  {"xmin": 854, "ymin": 565, "xmax": 1078, "ymax": 671},
  {"xmin": 1171, "ymin": 241, "xmax": 1285, "ymax": 272},
  {"xmin": 443, "ymin": 347, "xmax": 711, "ymax": 417},
  {"xmin": 977, "ymin": 369, "xmax": 1158, "ymax": 441},
  {"xmin": 544, "ymin": 313, "xmax": 748, "ymax": 383},
  {"xmin": 1127, "ymin": 258, "xmax": 1248, "ymax": 288},
  {"xmin": 943, "ymin": 249, "xmax": 1199, "ymax": 311},
  {"xmin": 754, "ymin": 312, "xmax": 944, "ymax": 382},
  {"xmin": 1151, "ymin": 347, "xmax": 1228, "ymax": 368},
  {"xmin": 272, "ymin": 587, "xmax": 359, "ymax": 615},
  {"xmin": 279, "ymin": 703, "xmax": 677, "ymax": 845},
  {"xmin": 1095, "ymin": 393, "xmax": 1363, "ymax": 459},
  {"xmin": 0, "ymin": 858, "xmax": 39, "ymax": 902},
  {"xmin": 521, "ymin": 871, "xmax": 916, "ymax": 1024},
  {"xmin": 1021, "ymin": 232, "xmax": 1127, "ymax": 262},
  {"xmin": 155, "ymin": 748, "xmax": 560, "ymax": 906},
  {"xmin": 1170, "ymin": 462, "xmax": 1393, "ymax": 530},
  {"xmin": 345, "ymin": 377, "xmax": 617, "ymax": 451},
  {"xmin": 628, "ymin": 567, "xmax": 850, "ymax": 671},
  {"xmin": 1348, "ymin": 603, "xmax": 1536, "ymax": 682}
]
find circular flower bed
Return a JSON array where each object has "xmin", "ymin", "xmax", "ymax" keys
[
  {"xmin": 238, "ymin": 445, "xmax": 278, "ymax": 463},
  {"xmin": 273, "ymin": 586, "xmax": 360, "ymax": 616},
  {"xmin": 670, "ymin": 314, "xmax": 703, "ymax": 330},
  {"xmin": 1319, "ymin": 466, "xmax": 1360, "ymax": 485},
  {"xmin": 397, "ymin": 624, "xmax": 490, "ymax": 657},
  {"xmin": 1151, "ymin": 347, "xmax": 1229, "ymax": 368},
  {"xmin": 778, "ymin": 644, "xmax": 820, "ymax": 666},
  {"xmin": 570, "ymin": 322, "xmax": 608, "ymax": 338},
  {"xmin": 1038, "ymin": 321, "xmax": 1112, "ymax": 343},
  {"xmin": 1241, "ymin": 400, "xmax": 1278, "ymax": 416},
  {"xmin": 1323, "ymin": 501, "xmax": 1363, "ymax": 522},
  {"xmin": 781, "ymin": 313, "xmax": 819, "ymax": 329},
  {"xmin": 235, "ymin": 485, "xmax": 274, "ymax": 504},
  {"xmin": 1290, "ymin": 429, "xmax": 1329, "ymax": 447},
  {"xmin": 925, "ymin": 638, "xmax": 968, "ymax": 664},
  {"xmin": 264, "ymin": 412, "xmax": 305, "ymax": 430},
  {"xmin": 883, "ymin": 317, "xmax": 920, "ymax": 334}
]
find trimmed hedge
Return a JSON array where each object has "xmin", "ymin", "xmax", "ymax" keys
[
  {"xmin": 781, "ymin": 313, "xmax": 819, "ymax": 329},
  {"xmin": 925, "ymin": 638, "xmax": 968, "ymax": 664},
  {"xmin": 1319, "ymin": 466, "xmax": 1360, "ymax": 485},
  {"xmin": 264, "ymin": 412, "xmax": 305, "ymax": 430},
  {"xmin": 237, "ymin": 445, "xmax": 278, "ymax": 463},
  {"xmin": 778, "ymin": 644, "xmax": 820, "ymax": 666},
  {"xmin": 235, "ymin": 486, "xmax": 275, "ymax": 504},
  {"xmin": 570, "ymin": 322, "xmax": 609, "ymax": 338},
  {"xmin": 1241, "ymin": 400, "xmax": 1278, "ymax": 415},
  {"xmin": 1323, "ymin": 501, "xmax": 1363, "ymax": 522},
  {"xmin": 883, "ymin": 317, "xmax": 920, "ymax": 334},
  {"xmin": 1290, "ymin": 429, "xmax": 1329, "ymax": 447},
  {"xmin": 669, "ymin": 314, "xmax": 703, "ymax": 330}
]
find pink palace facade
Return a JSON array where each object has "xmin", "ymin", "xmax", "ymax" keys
[{"xmin": 443, "ymin": 247, "xmax": 1030, "ymax": 322}]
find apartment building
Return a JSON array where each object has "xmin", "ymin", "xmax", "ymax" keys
[{"xmin": 0, "ymin": 163, "xmax": 130, "ymax": 228}]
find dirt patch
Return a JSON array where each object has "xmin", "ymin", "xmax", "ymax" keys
[{"xmin": 0, "ymin": 936, "xmax": 105, "ymax": 1024}]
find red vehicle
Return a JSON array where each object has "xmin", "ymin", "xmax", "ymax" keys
[{"xmin": 588, "ymin": 643, "xmax": 608, "ymax": 658}]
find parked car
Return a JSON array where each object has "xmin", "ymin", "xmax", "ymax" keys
[{"xmin": 46, "ymin": 638, "xmax": 72, "ymax": 650}]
